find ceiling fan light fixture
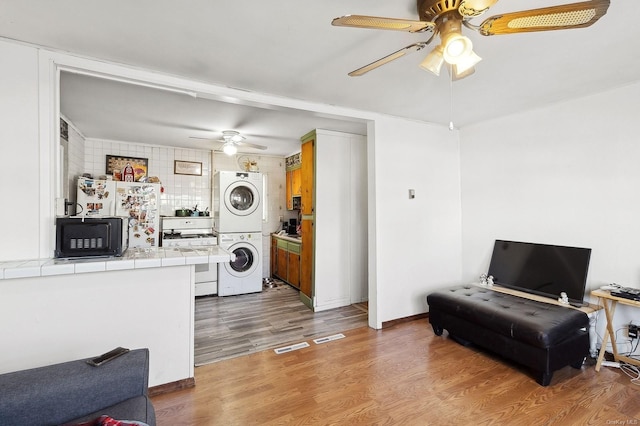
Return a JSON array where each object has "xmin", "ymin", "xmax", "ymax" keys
[
  {"xmin": 442, "ymin": 33, "xmax": 473, "ymax": 65},
  {"xmin": 450, "ymin": 63, "xmax": 477, "ymax": 81},
  {"xmin": 222, "ymin": 130, "xmax": 245, "ymax": 143},
  {"xmin": 222, "ymin": 142, "xmax": 237, "ymax": 156},
  {"xmin": 419, "ymin": 45, "xmax": 444, "ymax": 76},
  {"xmin": 454, "ymin": 50, "xmax": 482, "ymax": 74}
]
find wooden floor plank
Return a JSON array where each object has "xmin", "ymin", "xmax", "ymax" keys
[
  {"xmin": 154, "ymin": 318, "xmax": 639, "ymax": 425},
  {"xmin": 194, "ymin": 283, "xmax": 368, "ymax": 365}
]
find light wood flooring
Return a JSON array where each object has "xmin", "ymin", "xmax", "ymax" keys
[
  {"xmin": 153, "ymin": 317, "xmax": 640, "ymax": 425},
  {"xmin": 194, "ymin": 283, "xmax": 368, "ymax": 365}
]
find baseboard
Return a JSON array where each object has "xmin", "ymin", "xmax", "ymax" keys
[
  {"xmin": 299, "ymin": 292, "xmax": 312, "ymax": 310},
  {"xmin": 149, "ymin": 377, "xmax": 195, "ymax": 397},
  {"xmin": 381, "ymin": 312, "xmax": 429, "ymax": 329}
]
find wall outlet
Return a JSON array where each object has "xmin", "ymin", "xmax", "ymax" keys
[{"xmin": 629, "ymin": 324, "xmax": 638, "ymax": 339}]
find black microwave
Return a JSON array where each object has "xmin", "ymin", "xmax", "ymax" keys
[{"xmin": 55, "ymin": 217, "xmax": 128, "ymax": 258}]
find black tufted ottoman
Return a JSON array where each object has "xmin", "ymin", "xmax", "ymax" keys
[{"xmin": 426, "ymin": 285, "xmax": 590, "ymax": 386}]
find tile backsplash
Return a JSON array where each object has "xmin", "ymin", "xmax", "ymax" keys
[{"xmin": 83, "ymin": 139, "xmax": 212, "ymax": 217}]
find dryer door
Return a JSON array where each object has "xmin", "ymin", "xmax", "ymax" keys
[
  {"xmin": 224, "ymin": 181, "xmax": 260, "ymax": 217},
  {"xmin": 224, "ymin": 242, "xmax": 259, "ymax": 278}
]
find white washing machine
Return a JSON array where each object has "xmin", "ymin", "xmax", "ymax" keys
[
  {"xmin": 217, "ymin": 232, "xmax": 263, "ymax": 296},
  {"xmin": 214, "ymin": 171, "xmax": 263, "ymax": 233}
]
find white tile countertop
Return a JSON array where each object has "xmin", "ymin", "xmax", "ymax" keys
[{"xmin": 0, "ymin": 246, "xmax": 234, "ymax": 280}]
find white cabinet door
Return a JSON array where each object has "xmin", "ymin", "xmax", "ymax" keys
[{"xmin": 314, "ymin": 130, "xmax": 367, "ymax": 311}]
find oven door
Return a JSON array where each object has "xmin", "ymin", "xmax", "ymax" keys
[{"xmin": 195, "ymin": 263, "xmax": 217, "ymax": 283}]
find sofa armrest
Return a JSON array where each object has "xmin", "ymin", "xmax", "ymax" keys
[{"xmin": 0, "ymin": 348, "xmax": 150, "ymax": 426}]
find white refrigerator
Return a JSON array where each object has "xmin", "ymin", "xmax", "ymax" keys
[
  {"xmin": 76, "ymin": 178, "xmax": 160, "ymax": 248},
  {"xmin": 76, "ymin": 177, "xmax": 116, "ymax": 217}
]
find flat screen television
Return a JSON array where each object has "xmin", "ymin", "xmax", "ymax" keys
[{"xmin": 487, "ymin": 240, "xmax": 592, "ymax": 306}]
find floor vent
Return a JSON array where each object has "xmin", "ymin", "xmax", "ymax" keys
[
  {"xmin": 313, "ymin": 333, "xmax": 346, "ymax": 344},
  {"xmin": 274, "ymin": 342, "xmax": 310, "ymax": 354}
]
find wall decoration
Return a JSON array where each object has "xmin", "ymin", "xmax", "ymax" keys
[
  {"xmin": 174, "ymin": 160, "xmax": 202, "ymax": 176},
  {"xmin": 286, "ymin": 152, "xmax": 301, "ymax": 170},
  {"xmin": 60, "ymin": 118, "xmax": 69, "ymax": 141},
  {"xmin": 106, "ymin": 155, "xmax": 148, "ymax": 181}
]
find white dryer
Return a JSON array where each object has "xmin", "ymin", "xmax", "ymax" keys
[
  {"xmin": 217, "ymin": 232, "xmax": 263, "ymax": 296},
  {"xmin": 214, "ymin": 171, "xmax": 263, "ymax": 233}
]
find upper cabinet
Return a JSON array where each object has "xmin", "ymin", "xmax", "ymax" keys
[
  {"xmin": 300, "ymin": 140, "xmax": 314, "ymax": 216},
  {"xmin": 285, "ymin": 152, "xmax": 302, "ymax": 210},
  {"xmin": 299, "ymin": 134, "xmax": 315, "ymax": 301}
]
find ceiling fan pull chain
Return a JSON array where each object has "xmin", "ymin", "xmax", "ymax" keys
[{"xmin": 449, "ymin": 64, "xmax": 454, "ymax": 131}]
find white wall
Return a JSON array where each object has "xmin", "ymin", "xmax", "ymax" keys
[
  {"xmin": 66, "ymin": 120, "xmax": 86, "ymax": 204},
  {"xmin": 83, "ymin": 138, "xmax": 212, "ymax": 217},
  {"xmin": 350, "ymin": 132, "xmax": 368, "ymax": 303},
  {"xmin": 0, "ymin": 266, "xmax": 195, "ymax": 387},
  {"xmin": 460, "ymin": 81, "xmax": 640, "ymax": 357},
  {"xmin": 0, "ymin": 39, "xmax": 40, "ymax": 261},
  {"xmin": 371, "ymin": 116, "xmax": 462, "ymax": 326}
]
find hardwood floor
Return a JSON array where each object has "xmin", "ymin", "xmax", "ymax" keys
[
  {"xmin": 194, "ymin": 283, "xmax": 368, "ymax": 365},
  {"xmin": 153, "ymin": 318, "xmax": 640, "ymax": 425}
]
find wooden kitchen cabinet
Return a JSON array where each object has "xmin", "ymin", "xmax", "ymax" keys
[
  {"xmin": 300, "ymin": 134, "xmax": 314, "ymax": 302},
  {"xmin": 286, "ymin": 167, "xmax": 302, "ymax": 210},
  {"xmin": 287, "ymin": 243, "xmax": 300, "ymax": 287},
  {"xmin": 271, "ymin": 235, "xmax": 278, "ymax": 277},
  {"xmin": 273, "ymin": 236, "xmax": 301, "ymax": 289},
  {"xmin": 300, "ymin": 139, "xmax": 314, "ymax": 217},
  {"xmin": 291, "ymin": 168, "xmax": 302, "ymax": 197},
  {"xmin": 277, "ymin": 240, "xmax": 288, "ymax": 282},
  {"xmin": 285, "ymin": 152, "xmax": 302, "ymax": 211}
]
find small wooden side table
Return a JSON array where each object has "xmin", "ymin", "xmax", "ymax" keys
[{"xmin": 591, "ymin": 289, "xmax": 640, "ymax": 371}]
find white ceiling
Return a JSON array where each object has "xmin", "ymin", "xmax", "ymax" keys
[{"xmin": 1, "ymin": 1, "xmax": 636, "ymax": 156}]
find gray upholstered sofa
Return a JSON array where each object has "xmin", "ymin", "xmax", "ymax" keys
[{"xmin": 0, "ymin": 348, "xmax": 156, "ymax": 426}]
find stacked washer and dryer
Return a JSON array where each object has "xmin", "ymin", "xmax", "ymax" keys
[{"xmin": 213, "ymin": 171, "xmax": 263, "ymax": 296}]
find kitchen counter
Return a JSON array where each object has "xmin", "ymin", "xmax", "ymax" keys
[
  {"xmin": 0, "ymin": 246, "xmax": 234, "ymax": 280},
  {"xmin": 272, "ymin": 233, "xmax": 302, "ymax": 244}
]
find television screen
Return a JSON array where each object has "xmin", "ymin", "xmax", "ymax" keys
[{"xmin": 487, "ymin": 240, "xmax": 591, "ymax": 305}]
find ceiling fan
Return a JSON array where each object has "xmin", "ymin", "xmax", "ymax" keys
[
  {"xmin": 190, "ymin": 130, "xmax": 268, "ymax": 155},
  {"xmin": 332, "ymin": 0, "xmax": 610, "ymax": 80}
]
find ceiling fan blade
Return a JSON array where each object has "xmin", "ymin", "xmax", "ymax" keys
[
  {"xmin": 478, "ymin": 0, "xmax": 610, "ymax": 36},
  {"xmin": 332, "ymin": 15, "xmax": 435, "ymax": 33},
  {"xmin": 238, "ymin": 141, "xmax": 268, "ymax": 150},
  {"xmin": 348, "ymin": 42, "xmax": 428, "ymax": 77},
  {"xmin": 188, "ymin": 136, "xmax": 214, "ymax": 141}
]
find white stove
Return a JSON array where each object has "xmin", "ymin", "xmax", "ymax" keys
[
  {"xmin": 161, "ymin": 217, "xmax": 218, "ymax": 296},
  {"xmin": 161, "ymin": 232, "xmax": 217, "ymax": 247}
]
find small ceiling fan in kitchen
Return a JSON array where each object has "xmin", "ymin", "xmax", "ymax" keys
[
  {"xmin": 332, "ymin": 0, "xmax": 610, "ymax": 80},
  {"xmin": 190, "ymin": 130, "xmax": 268, "ymax": 155}
]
